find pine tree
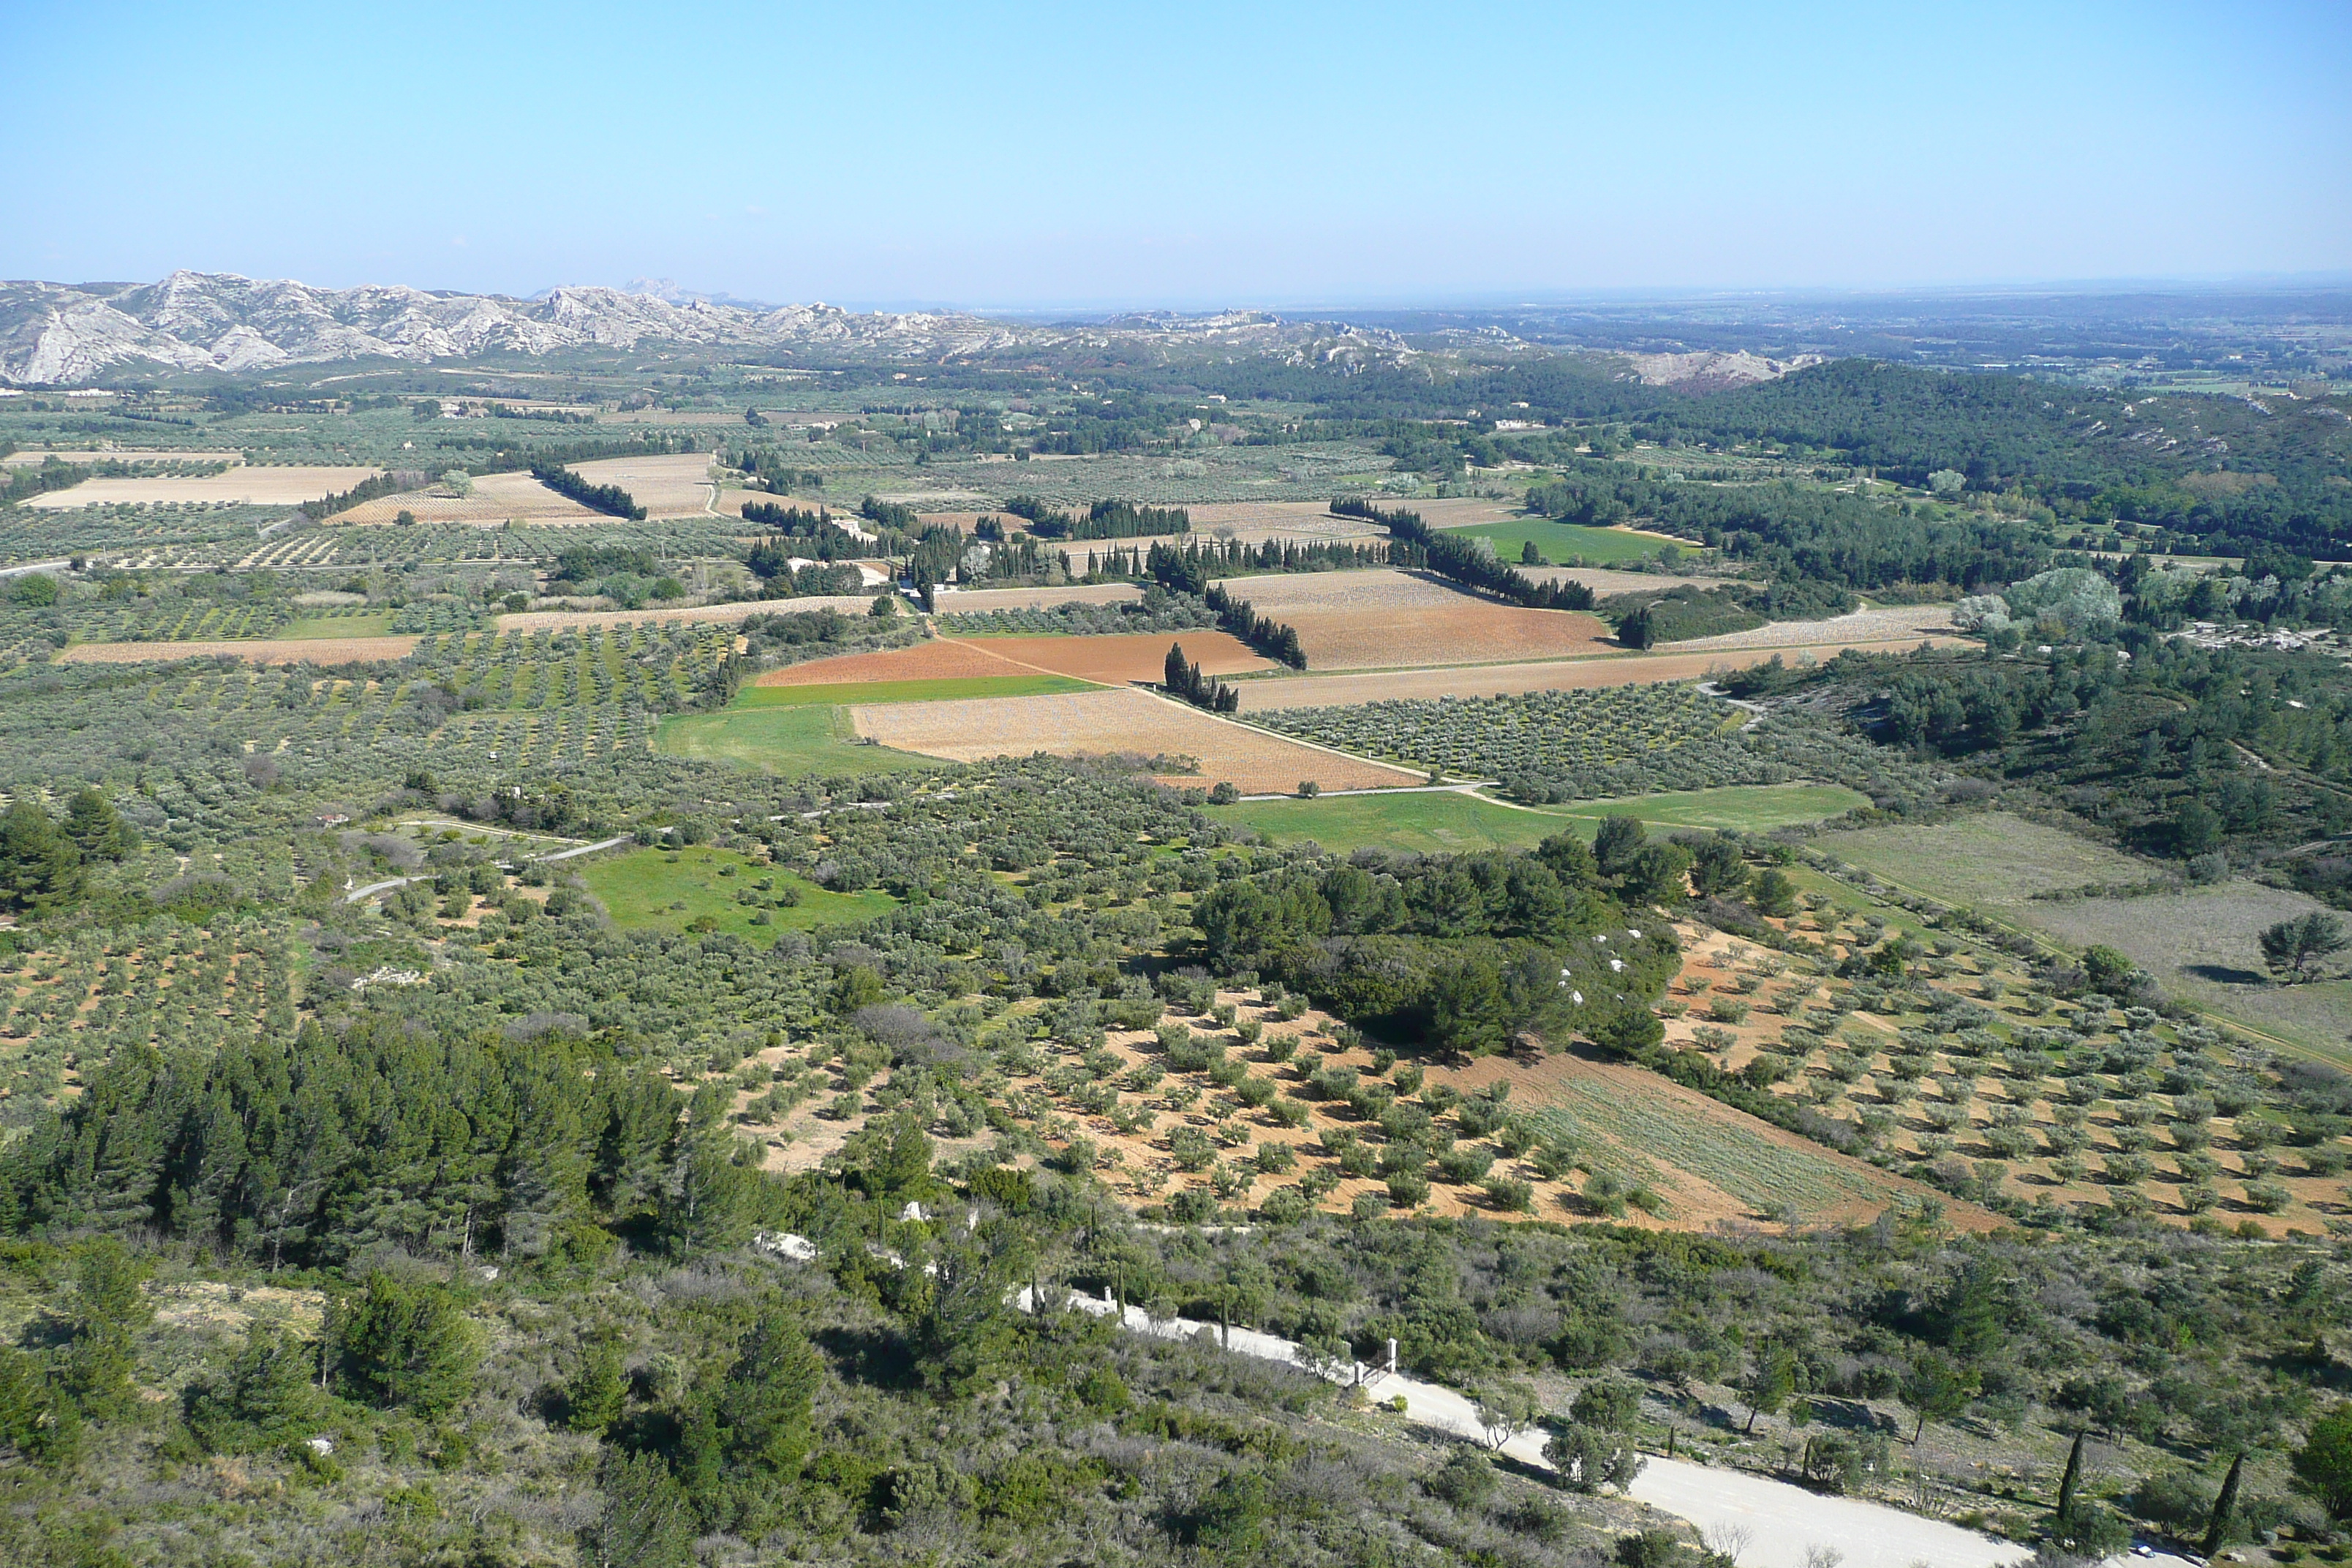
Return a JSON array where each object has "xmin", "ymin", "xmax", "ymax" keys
[{"xmin": 0, "ymin": 800, "xmax": 83, "ymax": 913}]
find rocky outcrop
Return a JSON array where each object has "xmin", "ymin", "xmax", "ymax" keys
[
  {"xmin": 1621, "ymin": 349, "xmax": 1824, "ymax": 391},
  {"xmin": 0, "ymin": 271, "xmax": 1425, "ymax": 385}
]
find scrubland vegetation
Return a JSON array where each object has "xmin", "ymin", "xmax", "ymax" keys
[{"xmin": 1, "ymin": 321, "xmax": 2351, "ymax": 1567}]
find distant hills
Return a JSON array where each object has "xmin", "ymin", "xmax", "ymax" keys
[{"xmin": 0, "ymin": 271, "xmax": 1431, "ymax": 386}]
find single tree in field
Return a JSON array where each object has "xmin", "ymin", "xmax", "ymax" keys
[
  {"xmin": 1898, "ymin": 1350, "xmax": 1975, "ymax": 1443},
  {"xmin": 1736, "ymin": 1347, "xmax": 1798, "ymax": 1434},
  {"xmin": 2261, "ymin": 913, "xmax": 2348, "ymax": 984}
]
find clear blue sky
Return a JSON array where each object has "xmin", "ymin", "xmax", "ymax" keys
[{"xmin": 4, "ymin": 0, "xmax": 2345, "ymax": 309}]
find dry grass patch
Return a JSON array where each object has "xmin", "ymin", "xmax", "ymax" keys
[
  {"xmin": 850, "ymin": 687, "xmax": 1422, "ymax": 793},
  {"xmin": 335, "ymin": 469, "xmax": 594, "ymax": 525},
  {"xmin": 568, "ymin": 452, "xmax": 715, "ymax": 516},
  {"xmin": 59, "ymin": 636, "xmax": 419, "ymax": 665},
  {"xmin": 1662, "ymin": 604, "xmax": 1958, "ymax": 652},
  {"xmin": 930, "ymin": 583, "xmax": 1142, "ymax": 613}
]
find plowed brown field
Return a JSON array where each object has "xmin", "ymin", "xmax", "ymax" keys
[
  {"xmin": 850, "ymin": 687, "xmax": 1422, "ymax": 793},
  {"xmin": 962, "ymin": 631, "xmax": 1273, "ymax": 684},
  {"xmin": 59, "ymin": 636, "xmax": 418, "ymax": 665},
  {"xmin": 1284, "ymin": 605, "xmax": 1616, "ymax": 668},
  {"xmin": 755, "ymin": 640, "xmax": 1019, "ymax": 686},
  {"xmin": 1218, "ymin": 568, "xmax": 1465, "ymax": 611}
]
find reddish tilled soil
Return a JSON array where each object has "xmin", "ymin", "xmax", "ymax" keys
[
  {"xmin": 960, "ymin": 631, "xmax": 1275, "ymax": 685},
  {"xmin": 755, "ymin": 641, "xmax": 1020, "ymax": 686}
]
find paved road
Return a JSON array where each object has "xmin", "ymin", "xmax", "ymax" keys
[
  {"xmin": 343, "ymin": 834, "xmax": 629, "ymax": 902},
  {"xmin": 1019, "ymin": 1286, "xmax": 2035, "ymax": 1568}
]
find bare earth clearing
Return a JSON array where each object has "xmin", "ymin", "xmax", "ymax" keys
[
  {"xmin": 59, "ymin": 636, "xmax": 418, "ymax": 665},
  {"xmin": 851, "ymin": 687, "xmax": 1422, "ymax": 793},
  {"xmin": 27, "ymin": 465, "xmax": 378, "ymax": 508}
]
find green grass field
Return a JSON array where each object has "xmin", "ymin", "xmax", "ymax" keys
[
  {"xmin": 1447, "ymin": 518, "xmax": 1691, "ymax": 567},
  {"xmin": 1212, "ymin": 782, "xmax": 1866, "ymax": 853},
  {"xmin": 1817, "ymin": 814, "xmax": 2152, "ymax": 908},
  {"xmin": 282, "ymin": 611, "xmax": 397, "ymax": 638},
  {"xmin": 1534, "ymin": 783, "xmax": 1870, "ymax": 834},
  {"xmin": 579, "ymin": 845, "xmax": 899, "ymax": 943},
  {"xmin": 735, "ymin": 674, "xmax": 1092, "ymax": 707},
  {"xmin": 657, "ymin": 701, "xmax": 943, "ymax": 776}
]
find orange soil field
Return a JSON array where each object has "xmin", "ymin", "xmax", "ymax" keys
[
  {"xmin": 964, "ymin": 630, "xmax": 1274, "ymax": 684},
  {"xmin": 335, "ymin": 470, "xmax": 595, "ymax": 525},
  {"xmin": 59, "ymin": 636, "xmax": 418, "ymax": 665},
  {"xmin": 755, "ymin": 640, "xmax": 1019, "ymax": 686},
  {"xmin": 27, "ymin": 465, "xmax": 379, "ymax": 509},
  {"xmin": 1284, "ymin": 604, "xmax": 1616, "ymax": 669},
  {"xmin": 851, "ymin": 687, "xmax": 1423, "ymax": 793},
  {"xmin": 493, "ymin": 594, "xmax": 880, "ymax": 634},
  {"xmin": 1229, "ymin": 638, "xmax": 1967, "ymax": 710}
]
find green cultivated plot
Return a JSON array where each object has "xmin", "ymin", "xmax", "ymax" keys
[
  {"xmin": 1448, "ymin": 517, "xmax": 1687, "ymax": 565},
  {"xmin": 579, "ymin": 845, "xmax": 898, "ymax": 942},
  {"xmin": 280, "ymin": 611, "xmax": 397, "ymax": 638},
  {"xmin": 1213, "ymin": 790, "xmax": 1564, "ymax": 853},
  {"xmin": 657, "ymin": 698, "xmax": 943, "ymax": 775}
]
